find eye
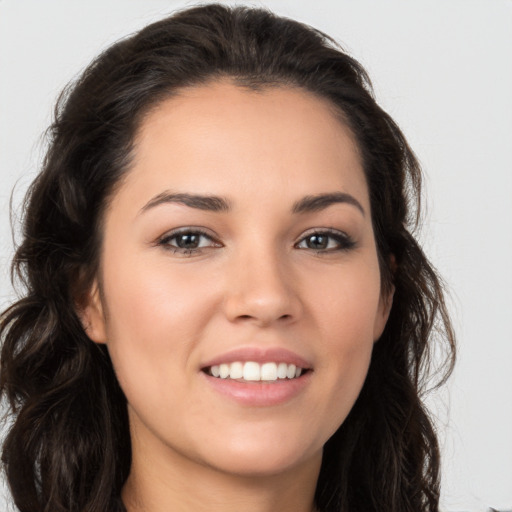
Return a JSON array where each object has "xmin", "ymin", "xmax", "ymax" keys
[
  {"xmin": 157, "ymin": 228, "xmax": 221, "ymax": 255},
  {"xmin": 296, "ymin": 229, "xmax": 355, "ymax": 252}
]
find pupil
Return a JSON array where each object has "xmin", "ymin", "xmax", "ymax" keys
[
  {"xmin": 177, "ymin": 234, "xmax": 199, "ymax": 248},
  {"xmin": 308, "ymin": 235, "xmax": 327, "ymax": 249}
]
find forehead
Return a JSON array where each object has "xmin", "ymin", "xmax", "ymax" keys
[{"xmin": 121, "ymin": 80, "xmax": 368, "ymax": 211}]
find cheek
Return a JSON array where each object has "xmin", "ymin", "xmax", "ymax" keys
[
  {"xmin": 309, "ymin": 256, "xmax": 383, "ymax": 346},
  {"xmin": 304, "ymin": 261, "xmax": 381, "ymax": 423},
  {"xmin": 99, "ymin": 255, "xmax": 218, "ymax": 391},
  {"xmin": 102, "ymin": 250, "xmax": 216, "ymax": 334},
  {"xmin": 321, "ymin": 290, "xmax": 376, "ymax": 389}
]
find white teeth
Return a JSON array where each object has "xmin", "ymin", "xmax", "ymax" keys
[
  {"xmin": 260, "ymin": 362, "xmax": 278, "ymax": 381},
  {"xmin": 208, "ymin": 361, "xmax": 305, "ymax": 381},
  {"xmin": 243, "ymin": 361, "xmax": 260, "ymax": 381},
  {"xmin": 229, "ymin": 361, "xmax": 243, "ymax": 379},
  {"xmin": 277, "ymin": 362, "xmax": 288, "ymax": 379},
  {"xmin": 219, "ymin": 363, "xmax": 230, "ymax": 379}
]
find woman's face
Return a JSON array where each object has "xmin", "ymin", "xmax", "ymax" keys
[{"xmin": 83, "ymin": 81, "xmax": 392, "ymax": 478}]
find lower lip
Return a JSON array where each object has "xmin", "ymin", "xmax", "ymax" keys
[{"xmin": 202, "ymin": 372, "xmax": 312, "ymax": 407}]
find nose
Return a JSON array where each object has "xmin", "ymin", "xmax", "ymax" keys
[{"xmin": 222, "ymin": 246, "xmax": 302, "ymax": 327}]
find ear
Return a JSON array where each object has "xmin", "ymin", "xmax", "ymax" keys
[
  {"xmin": 77, "ymin": 279, "xmax": 108, "ymax": 344},
  {"xmin": 373, "ymin": 284, "xmax": 394, "ymax": 341},
  {"xmin": 373, "ymin": 255, "xmax": 396, "ymax": 341}
]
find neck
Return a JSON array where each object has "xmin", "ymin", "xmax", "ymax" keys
[{"xmin": 122, "ymin": 440, "xmax": 321, "ymax": 512}]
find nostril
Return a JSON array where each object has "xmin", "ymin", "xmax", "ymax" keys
[
  {"xmin": 224, "ymin": 288, "xmax": 301, "ymax": 326},
  {"xmin": 235, "ymin": 313, "xmax": 293, "ymax": 324}
]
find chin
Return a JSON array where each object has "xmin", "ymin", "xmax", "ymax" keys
[{"xmin": 196, "ymin": 432, "xmax": 322, "ymax": 478}]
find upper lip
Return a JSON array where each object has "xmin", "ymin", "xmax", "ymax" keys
[{"xmin": 200, "ymin": 347, "xmax": 313, "ymax": 370}]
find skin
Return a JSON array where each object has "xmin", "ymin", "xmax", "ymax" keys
[{"xmin": 82, "ymin": 81, "xmax": 393, "ymax": 512}]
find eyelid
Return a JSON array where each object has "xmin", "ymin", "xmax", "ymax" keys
[
  {"xmin": 295, "ymin": 227, "xmax": 355, "ymax": 252},
  {"xmin": 156, "ymin": 226, "xmax": 222, "ymax": 253},
  {"xmin": 154, "ymin": 226, "xmax": 354, "ymax": 255}
]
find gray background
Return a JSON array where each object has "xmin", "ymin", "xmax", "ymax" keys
[{"xmin": 1, "ymin": 1, "xmax": 511, "ymax": 510}]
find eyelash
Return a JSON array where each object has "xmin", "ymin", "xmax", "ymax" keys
[
  {"xmin": 157, "ymin": 228, "xmax": 221, "ymax": 256},
  {"xmin": 295, "ymin": 229, "xmax": 356, "ymax": 254},
  {"xmin": 156, "ymin": 228, "xmax": 355, "ymax": 256}
]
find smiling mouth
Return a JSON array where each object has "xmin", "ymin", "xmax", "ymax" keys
[{"xmin": 203, "ymin": 361, "xmax": 309, "ymax": 382}]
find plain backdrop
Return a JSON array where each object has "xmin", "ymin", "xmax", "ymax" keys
[{"xmin": 0, "ymin": 1, "xmax": 511, "ymax": 510}]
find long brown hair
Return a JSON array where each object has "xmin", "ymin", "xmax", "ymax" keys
[{"xmin": 0, "ymin": 4, "xmax": 455, "ymax": 511}]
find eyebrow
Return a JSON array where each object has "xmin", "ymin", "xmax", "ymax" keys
[
  {"xmin": 140, "ymin": 192, "xmax": 231, "ymax": 213},
  {"xmin": 292, "ymin": 192, "xmax": 365, "ymax": 216},
  {"xmin": 140, "ymin": 190, "xmax": 365, "ymax": 216}
]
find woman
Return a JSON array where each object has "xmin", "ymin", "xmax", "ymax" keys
[{"xmin": 0, "ymin": 4, "xmax": 455, "ymax": 512}]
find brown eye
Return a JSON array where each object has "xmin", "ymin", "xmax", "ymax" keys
[
  {"xmin": 158, "ymin": 229, "xmax": 221, "ymax": 254},
  {"xmin": 304, "ymin": 234, "xmax": 329, "ymax": 250},
  {"xmin": 174, "ymin": 233, "xmax": 202, "ymax": 249},
  {"xmin": 296, "ymin": 230, "xmax": 355, "ymax": 252}
]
